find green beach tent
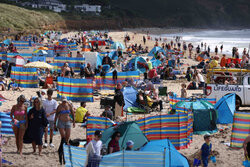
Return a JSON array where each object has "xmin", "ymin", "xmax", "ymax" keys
[
  {"xmin": 101, "ymin": 121, "xmax": 148, "ymax": 150},
  {"xmin": 173, "ymin": 100, "xmax": 217, "ymax": 134}
]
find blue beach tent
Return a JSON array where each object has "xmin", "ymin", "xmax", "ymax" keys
[
  {"xmin": 111, "ymin": 42, "xmax": 125, "ymax": 50},
  {"xmin": 122, "ymin": 86, "xmax": 139, "ymax": 110},
  {"xmin": 140, "ymin": 139, "xmax": 189, "ymax": 167},
  {"xmin": 148, "ymin": 46, "xmax": 166, "ymax": 57},
  {"xmin": 126, "ymin": 57, "xmax": 147, "ymax": 73},
  {"xmin": 214, "ymin": 93, "xmax": 235, "ymax": 124}
]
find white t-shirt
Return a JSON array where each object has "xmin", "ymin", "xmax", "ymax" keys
[
  {"xmin": 86, "ymin": 140, "xmax": 102, "ymax": 157},
  {"xmin": 197, "ymin": 73, "xmax": 205, "ymax": 83},
  {"xmin": 43, "ymin": 99, "xmax": 58, "ymax": 121}
]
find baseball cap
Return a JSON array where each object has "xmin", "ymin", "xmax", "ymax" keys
[{"xmin": 41, "ymin": 90, "xmax": 46, "ymax": 94}]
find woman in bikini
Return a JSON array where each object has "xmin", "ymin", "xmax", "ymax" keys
[
  {"xmin": 54, "ymin": 96, "xmax": 75, "ymax": 144},
  {"xmin": 10, "ymin": 95, "xmax": 28, "ymax": 155}
]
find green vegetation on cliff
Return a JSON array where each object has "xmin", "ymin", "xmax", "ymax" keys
[{"xmin": 0, "ymin": 3, "xmax": 65, "ymax": 31}]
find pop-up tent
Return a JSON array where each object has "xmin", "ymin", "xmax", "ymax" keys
[
  {"xmin": 151, "ymin": 59, "xmax": 162, "ymax": 68},
  {"xmin": 126, "ymin": 57, "xmax": 147, "ymax": 73},
  {"xmin": 101, "ymin": 121, "xmax": 148, "ymax": 150},
  {"xmin": 173, "ymin": 100, "xmax": 217, "ymax": 134},
  {"xmin": 140, "ymin": 139, "xmax": 189, "ymax": 167},
  {"xmin": 214, "ymin": 93, "xmax": 235, "ymax": 124},
  {"xmin": 122, "ymin": 86, "xmax": 139, "ymax": 110},
  {"xmin": 111, "ymin": 42, "xmax": 125, "ymax": 50},
  {"xmin": 148, "ymin": 46, "xmax": 166, "ymax": 57}
]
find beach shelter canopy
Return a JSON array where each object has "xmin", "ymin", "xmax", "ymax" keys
[
  {"xmin": 148, "ymin": 46, "xmax": 166, "ymax": 57},
  {"xmin": 108, "ymin": 51, "xmax": 118, "ymax": 60},
  {"xmin": 101, "ymin": 121, "xmax": 148, "ymax": 150},
  {"xmin": 111, "ymin": 42, "xmax": 125, "ymax": 50},
  {"xmin": 122, "ymin": 86, "xmax": 139, "ymax": 110},
  {"xmin": 11, "ymin": 55, "xmax": 25, "ymax": 67},
  {"xmin": 126, "ymin": 56, "xmax": 147, "ymax": 73},
  {"xmin": 151, "ymin": 59, "xmax": 162, "ymax": 67},
  {"xmin": 214, "ymin": 93, "xmax": 235, "ymax": 124},
  {"xmin": 3, "ymin": 39, "xmax": 11, "ymax": 45},
  {"xmin": 24, "ymin": 61, "xmax": 54, "ymax": 69},
  {"xmin": 140, "ymin": 139, "xmax": 189, "ymax": 167},
  {"xmin": 173, "ymin": 100, "xmax": 217, "ymax": 134}
]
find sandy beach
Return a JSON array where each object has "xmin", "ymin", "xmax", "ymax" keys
[{"xmin": 1, "ymin": 30, "xmax": 246, "ymax": 167}]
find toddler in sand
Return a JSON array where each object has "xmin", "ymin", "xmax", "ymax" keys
[{"xmin": 200, "ymin": 134, "xmax": 212, "ymax": 167}]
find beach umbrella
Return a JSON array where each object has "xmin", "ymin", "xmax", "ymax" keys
[
  {"xmin": 111, "ymin": 42, "xmax": 125, "ymax": 50},
  {"xmin": 3, "ymin": 39, "xmax": 11, "ymax": 45},
  {"xmin": 38, "ymin": 47, "xmax": 49, "ymax": 50},
  {"xmin": 24, "ymin": 61, "xmax": 54, "ymax": 69}
]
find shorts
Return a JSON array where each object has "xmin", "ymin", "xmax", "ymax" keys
[
  {"xmin": 48, "ymin": 120, "xmax": 54, "ymax": 129},
  {"xmin": 202, "ymin": 157, "xmax": 208, "ymax": 167},
  {"xmin": 57, "ymin": 119, "xmax": 71, "ymax": 129}
]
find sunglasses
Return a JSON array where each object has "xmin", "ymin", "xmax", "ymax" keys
[{"xmin": 116, "ymin": 135, "xmax": 121, "ymax": 137}]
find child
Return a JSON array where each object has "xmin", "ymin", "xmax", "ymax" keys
[
  {"xmin": 201, "ymin": 134, "xmax": 212, "ymax": 167},
  {"xmin": 181, "ymin": 83, "xmax": 187, "ymax": 98},
  {"xmin": 126, "ymin": 140, "xmax": 134, "ymax": 151},
  {"xmin": 8, "ymin": 78, "xmax": 22, "ymax": 91}
]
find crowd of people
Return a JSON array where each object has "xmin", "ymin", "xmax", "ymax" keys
[{"xmin": 0, "ymin": 30, "xmax": 249, "ymax": 167}]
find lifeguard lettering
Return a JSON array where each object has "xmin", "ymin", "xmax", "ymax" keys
[{"xmin": 214, "ymin": 86, "xmax": 241, "ymax": 92}]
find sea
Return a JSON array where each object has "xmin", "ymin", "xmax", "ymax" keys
[{"xmin": 157, "ymin": 29, "xmax": 250, "ymax": 56}]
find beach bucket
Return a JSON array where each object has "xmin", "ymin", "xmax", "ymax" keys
[
  {"xmin": 243, "ymin": 160, "xmax": 250, "ymax": 167},
  {"xmin": 193, "ymin": 158, "xmax": 201, "ymax": 166},
  {"xmin": 210, "ymin": 156, "xmax": 216, "ymax": 163}
]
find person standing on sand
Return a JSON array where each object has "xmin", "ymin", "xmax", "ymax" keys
[
  {"xmin": 220, "ymin": 45, "xmax": 223, "ymax": 53},
  {"xmin": 181, "ymin": 83, "xmax": 187, "ymax": 98},
  {"xmin": 143, "ymin": 36, "xmax": 146, "ymax": 45},
  {"xmin": 28, "ymin": 97, "xmax": 48, "ymax": 156},
  {"xmin": 43, "ymin": 89, "xmax": 58, "ymax": 148},
  {"xmin": 208, "ymin": 46, "xmax": 210, "ymax": 54},
  {"xmin": 215, "ymin": 46, "xmax": 218, "ymax": 55},
  {"xmin": 10, "ymin": 95, "xmax": 28, "ymax": 155},
  {"xmin": 200, "ymin": 134, "xmax": 212, "ymax": 167},
  {"xmin": 54, "ymin": 96, "xmax": 75, "ymax": 144}
]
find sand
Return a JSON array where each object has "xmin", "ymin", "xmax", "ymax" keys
[{"xmin": 1, "ymin": 30, "xmax": 246, "ymax": 167}]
